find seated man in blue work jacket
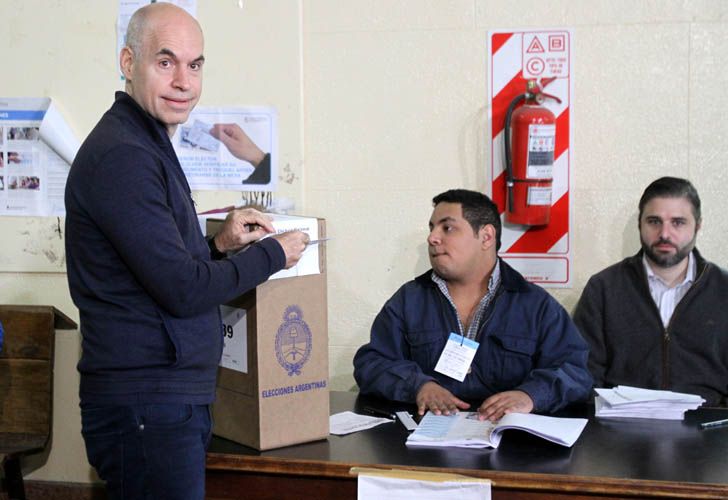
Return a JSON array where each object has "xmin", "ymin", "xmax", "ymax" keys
[{"xmin": 353, "ymin": 189, "xmax": 592, "ymax": 421}]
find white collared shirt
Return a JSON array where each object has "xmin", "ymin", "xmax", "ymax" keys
[{"xmin": 643, "ymin": 251, "xmax": 696, "ymax": 327}]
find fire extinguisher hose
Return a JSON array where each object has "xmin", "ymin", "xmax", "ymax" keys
[{"xmin": 504, "ymin": 93, "xmax": 527, "ymax": 214}]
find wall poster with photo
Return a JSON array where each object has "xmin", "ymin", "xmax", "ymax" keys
[{"xmin": 172, "ymin": 107, "xmax": 278, "ymax": 192}]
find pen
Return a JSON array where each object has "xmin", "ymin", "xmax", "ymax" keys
[
  {"xmin": 699, "ymin": 418, "xmax": 728, "ymax": 429},
  {"xmin": 362, "ymin": 406, "xmax": 395, "ymax": 420},
  {"xmin": 307, "ymin": 238, "xmax": 331, "ymax": 245}
]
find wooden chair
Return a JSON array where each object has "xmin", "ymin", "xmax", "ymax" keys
[{"xmin": 0, "ymin": 305, "xmax": 76, "ymax": 500}]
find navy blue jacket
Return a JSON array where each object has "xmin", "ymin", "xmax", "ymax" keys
[
  {"xmin": 65, "ymin": 92, "xmax": 285, "ymax": 405},
  {"xmin": 353, "ymin": 261, "xmax": 592, "ymax": 412}
]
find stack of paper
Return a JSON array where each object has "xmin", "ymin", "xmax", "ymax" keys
[{"xmin": 595, "ymin": 386, "xmax": 705, "ymax": 420}]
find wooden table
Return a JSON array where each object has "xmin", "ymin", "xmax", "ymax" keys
[{"xmin": 206, "ymin": 391, "xmax": 728, "ymax": 499}]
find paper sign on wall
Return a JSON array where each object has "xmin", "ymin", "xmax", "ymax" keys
[
  {"xmin": 173, "ymin": 107, "xmax": 278, "ymax": 192},
  {"xmin": 0, "ymin": 98, "xmax": 79, "ymax": 216}
]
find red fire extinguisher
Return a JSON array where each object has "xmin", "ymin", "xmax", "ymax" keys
[{"xmin": 504, "ymin": 77, "xmax": 561, "ymax": 226}]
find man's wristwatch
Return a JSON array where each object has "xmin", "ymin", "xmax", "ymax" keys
[{"xmin": 207, "ymin": 235, "xmax": 226, "ymax": 260}]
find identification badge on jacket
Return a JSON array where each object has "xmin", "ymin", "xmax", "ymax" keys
[{"xmin": 434, "ymin": 332, "xmax": 478, "ymax": 382}]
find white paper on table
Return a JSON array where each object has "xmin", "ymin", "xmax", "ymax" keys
[
  {"xmin": 358, "ymin": 474, "xmax": 491, "ymax": 500},
  {"xmin": 593, "ymin": 386, "xmax": 704, "ymax": 421},
  {"xmin": 329, "ymin": 411, "xmax": 393, "ymax": 435},
  {"xmin": 595, "ymin": 386, "xmax": 704, "ymax": 408},
  {"xmin": 594, "ymin": 397, "xmax": 685, "ymax": 420},
  {"xmin": 612, "ymin": 386, "xmax": 704, "ymax": 404},
  {"xmin": 39, "ymin": 101, "xmax": 80, "ymax": 166}
]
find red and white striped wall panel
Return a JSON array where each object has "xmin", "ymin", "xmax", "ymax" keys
[{"xmin": 488, "ymin": 30, "xmax": 573, "ymax": 287}]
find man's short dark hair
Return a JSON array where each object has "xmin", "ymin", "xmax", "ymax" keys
[
  {"xmin": 432, "ymin": 189, "xmax": 502, "ymax": 251},
  {"xmin": 638, "ymin": 177, "xmax": 701, "ymax": 222}
]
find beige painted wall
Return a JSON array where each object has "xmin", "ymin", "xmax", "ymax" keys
[
  {"xmin": 303, "ymin": 0, "xmax": 728, "ymax": 389},
  {"xmin": 1, "ymin": 0, "xmax": 727, "ymax": 485}
]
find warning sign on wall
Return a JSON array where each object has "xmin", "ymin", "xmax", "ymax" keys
[
  {"xmin": 523, "ymin": 33, "xmax": 570, "ymax": 78},
  {"xmin": 487, "ymin": 29, "xmax": 574, "ymax": 287}
]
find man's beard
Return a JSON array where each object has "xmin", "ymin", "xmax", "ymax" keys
[{"xmin": 641, "ymin": 234, "xmax": 696, "ymax": 268}]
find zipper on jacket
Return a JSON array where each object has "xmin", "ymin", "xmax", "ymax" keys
[
  {"xmin": 661, "ymin": 328, "xmax": 670, "ymax": 390},
  {"xmin": 660, "ymin": 262, "xmax": 708, "ymax": 390}
]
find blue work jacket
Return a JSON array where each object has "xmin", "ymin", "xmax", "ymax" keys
[{"xmin": 353, "ymin": 261, "xmax": 592, "ymax": 413}]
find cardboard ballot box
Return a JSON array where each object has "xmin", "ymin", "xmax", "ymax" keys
[{"xmin": 207, "ymin": 216, "xmax": 329, "ymax": 450}]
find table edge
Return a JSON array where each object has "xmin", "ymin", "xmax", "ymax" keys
[{"xmin": 206, "ymin": 452, "xmax": 728, "ymax": 499}]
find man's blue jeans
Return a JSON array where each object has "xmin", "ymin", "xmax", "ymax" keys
[{"xmin": 81, "ymin": 403, "xmax": 212, "ymax": 499}]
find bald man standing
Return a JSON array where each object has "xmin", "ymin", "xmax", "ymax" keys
[{"xmin": 65, "ymin": 4, "xmax": 309, "ymax": 498}]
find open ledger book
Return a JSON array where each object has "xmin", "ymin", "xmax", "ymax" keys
[{"xmin": 406, "ymin": 411, "xmax": 588, "ymax": 449}]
